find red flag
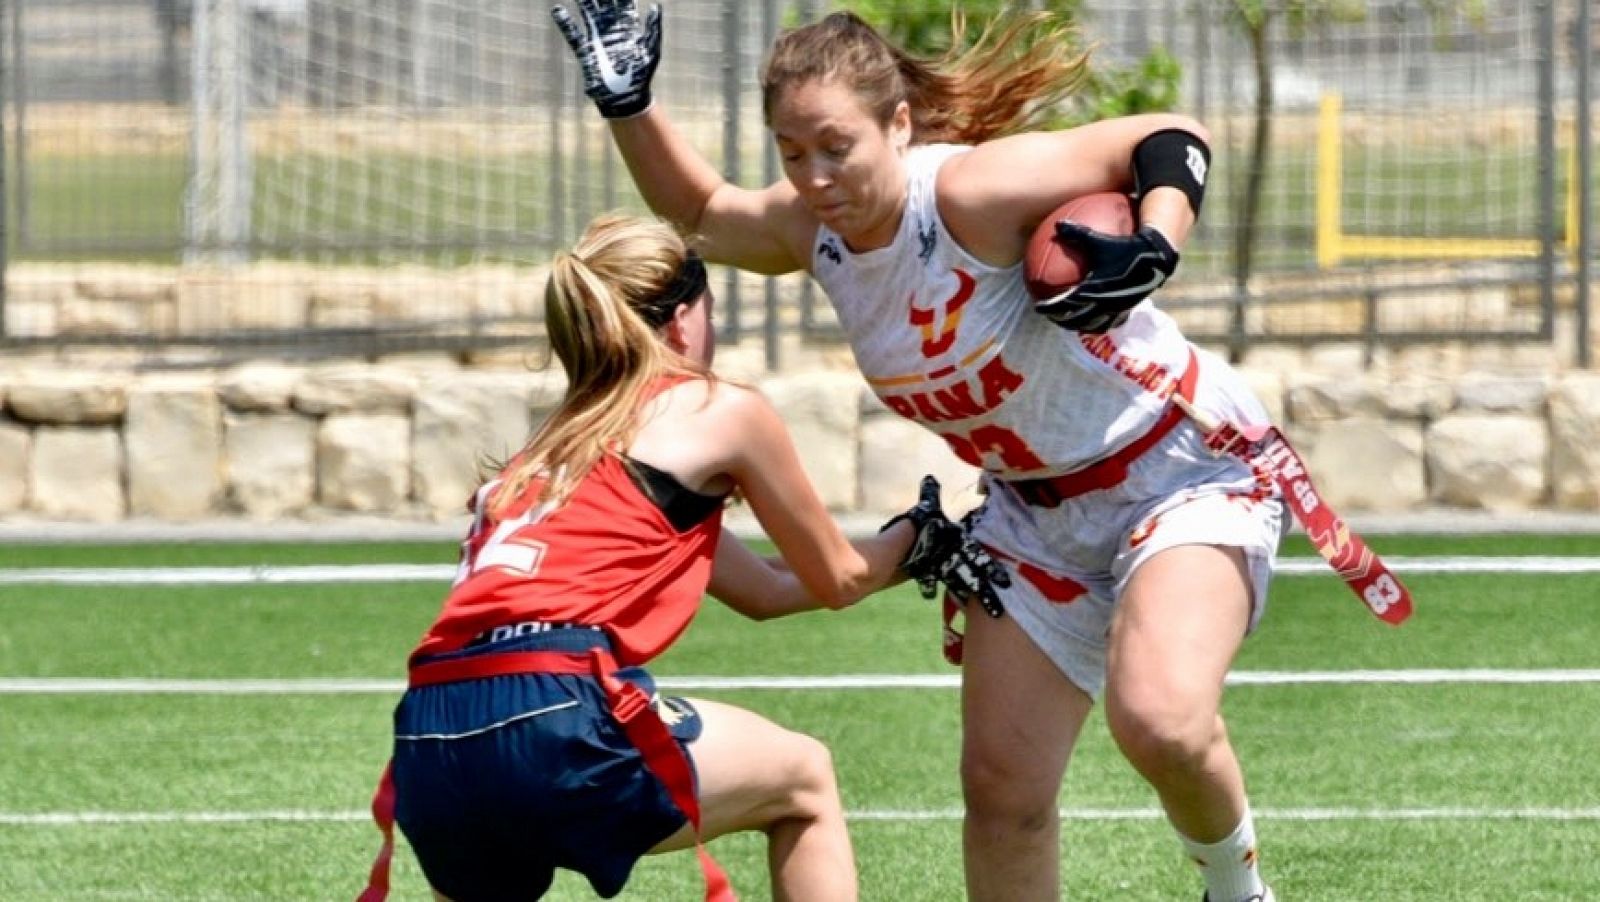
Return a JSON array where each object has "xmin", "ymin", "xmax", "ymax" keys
[{"xmin": 1198, "ymin": 418, "xmax": 1412, "ymax": 625}]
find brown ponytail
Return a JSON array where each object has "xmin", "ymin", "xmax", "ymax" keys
[{"xmin": 761, "ymin": 10, "xmax": 1090, "ymax": 145}]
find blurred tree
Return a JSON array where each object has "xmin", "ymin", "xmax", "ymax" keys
[
  {"xmin": 1223, "ymin": 1, "xmax": 1362, "ymax": 337},
  {"xmin": 848, "ymin": 0, "xmax": 1180, "ymax": 126},
  {"xmin": 1221, "ymin": 0, "xmax": 1484, "ymax": 360}
]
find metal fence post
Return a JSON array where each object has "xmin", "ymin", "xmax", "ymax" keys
[
  {"xmin": 796, "ymin": 0, "xmax": 819, "ymax": 338},
  {"xmin": 186, "ymin": 0, "xmax": 253, "ymax": 264},
  {"xmin": 158, "ymin": 0, "xmax": 184, "ymax": 105},
  {"xmin": 761, "ymin": 0, "xmax": 779, "ymax": 371},
  {"xmin": 1576, "ymin": 0, "xmax": 1593, "ymax": 368},
  {"xmin": 1191, "ymin": 0, "xmax": 1208, "ymax": 129},
  {"xmin": 720, "ymin": 0, "xmax": 743, "ymax": 344},
  {"xmin": 1537, "ymin": 0, "xmax": 1556, "ymax": 341},
  {"xmin": 0, "ymin": 0, "xmax": 7, "ymax": 338},
  {"xmin": 546, "ymin": 19, "xmax": 566, "ymax": 252},
  {"xmin": 9, "ymin": 0, "xmax": 23, "ymax": 254}
]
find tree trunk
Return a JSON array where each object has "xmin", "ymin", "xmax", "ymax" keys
[{"xmin": 1229, "ymin": 12, "xmax": 1274, "ymax": 362}]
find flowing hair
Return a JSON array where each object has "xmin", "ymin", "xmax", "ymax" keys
[
  {"xmin": 761, "ymin": 9, "xmax": 1090, "ymax": 144},
  {"xmin": 489, "ymin": 213, "xmax": 709, "ymax": 514}
]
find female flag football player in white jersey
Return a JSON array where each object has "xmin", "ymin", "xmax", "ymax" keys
[{"xmin": 554, "ymin": 3, "xmax": 1284, "ymax": 901}]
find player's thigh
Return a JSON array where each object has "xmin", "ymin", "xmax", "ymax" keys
[
  {"xmin": 650, "ymin": 698, "xmax": 838, "ymax": 853},
  {"xmin": 960, "ymin": 608, "xmax": 1093, "ymax": 801},
  {"xmin": 1107, "ymin": 543, "xmax": 1252, "ymax": 717}
]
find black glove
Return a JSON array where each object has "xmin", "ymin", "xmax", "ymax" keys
[
  {"xmin": 1034, "ymin": 223, "xmax": 1179, "ymax": 333},
  {"xmin": 880, "ymin": 475, "xmax": 1010, "ymax": 618},
  {"xmin": 551, "ymin": 0, "xmax": 662, "ymax": 119}
]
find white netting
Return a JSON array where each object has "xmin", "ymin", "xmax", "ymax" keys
[
  {"xmin": 30, "ymin": 0, "xmax": 1592, "ymax": 346},
  {"xmin": 185, "ymin": 0, "xmax": 1576, "ymax": 275},
  {"xmin": 224, "ymin": 0, "xmax": 565, "ymax": 266},
  {"xmin": 185, "ymin": 0, "xmax": 791, "ymax": 268},
  {"xmin": 1092, "ymin": 0, "xmax": 1564, "ymax": 276}
]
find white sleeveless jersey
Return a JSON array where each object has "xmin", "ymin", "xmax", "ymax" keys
[{"xmin": 811, "ymin": 143, "xmax": 1197, "ymax": 479}]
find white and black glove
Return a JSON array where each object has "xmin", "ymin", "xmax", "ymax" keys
[
  {"xmin": 880, "ymin": 475, "xmax": 1010, "ymax": 619},
  {"xmin": 551, "ymin": 0, "xmax": 662, "ymax": 119},
  {"xmin": 1035, "ymin": 223, "xmax": 1179, "ymax": 333}
]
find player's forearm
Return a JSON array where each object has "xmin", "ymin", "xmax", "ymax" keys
[
  {"xmin": 1138, "ymin": 186, "xmax": 1197, "ymax": 248},
  {"xmin": 710, "ymin": 527, "xmax": 908, "ymax": 620},
  {"xmin": 734, "ymin": 571, "xmax": 823, "ymax": 620},
  {"xmin": 766, "ymin": 529, "xmax": 909, "ymax": 616},
  {"xmin": 609, "ymin": 108, "xmax": 726, "ymax": 233},
  {"xmin": 709, "ymin": 531, "xmax": 826, "ymax": 620},
  {"xmin": 1131, "ymin": 122, "xmax": 1209, "ymax": 249}
]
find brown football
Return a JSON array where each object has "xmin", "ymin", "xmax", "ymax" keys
[{"xmin": 1023, "ymin": 191, "xmax": 1136, "ymax": 299}]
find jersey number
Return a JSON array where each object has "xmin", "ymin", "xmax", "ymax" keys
[
  {"xmin": 939, "ymin": 424, "xmax": 1046, "ymax": 472},
  {"xmin": 454, "ymin": 481, "xmax": 552, "ymax": 586},
  {"xmin": 1361, "ymin": 573, "xmax": 1403, "ymax": 615}
]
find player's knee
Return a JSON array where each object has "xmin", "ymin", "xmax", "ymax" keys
[
  {"xmin": 778, "ymin": 732, "xmax": 842, "ymax": 819},
  {"xmin": 1105, "ymin": 703, "xmax": 1217, "ymax": 780},
  {"xmin": 963, "ymin": 783, "xmax": 1055, "ymax": 837},
  {"xmin": 960, "ymin": 749, "xmax": 1055, "ymax": 832}
]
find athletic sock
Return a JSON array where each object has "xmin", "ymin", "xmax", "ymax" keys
[{"xmin": 1179, "ymin": 808, "xmax": 1267, "ymax": 902}]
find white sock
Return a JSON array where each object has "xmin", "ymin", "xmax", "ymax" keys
[{"xmin": 1179, "ymin": 808, "xmax": 1268, "ymax": 902}]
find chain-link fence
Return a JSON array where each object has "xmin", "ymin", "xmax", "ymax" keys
[{"xmin": 0, "ymin": 0, "xmax": 1594, "ymax": 365}]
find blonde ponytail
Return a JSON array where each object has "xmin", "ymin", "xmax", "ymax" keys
[{"xmin": 491, "ymin": 214, "xmax": 709, "ymax": 514}]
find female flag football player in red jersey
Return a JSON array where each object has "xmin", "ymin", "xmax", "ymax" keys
[
  {"xmin": 552, "ymin": 3, "xmax": 1303, "ymax": 901},
  {"xmin": 356, "ymin": 212, "xmax": 1007, "ymax": 902}
]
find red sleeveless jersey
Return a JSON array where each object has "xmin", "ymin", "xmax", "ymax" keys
[{"xmin": 412, "ymin": 453, "xmax": 723, "ymax": 667}]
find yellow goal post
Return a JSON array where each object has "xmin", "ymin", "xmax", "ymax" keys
[{"xmin": 1315, "ymin": 92, "xmax": 1578, "ymax": 269}]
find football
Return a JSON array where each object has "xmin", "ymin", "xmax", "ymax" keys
[{"xmin": 1023, "ymin": 191, "xmax": 1136, "ymax": 300}]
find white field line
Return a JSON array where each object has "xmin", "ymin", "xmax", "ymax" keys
[
  {"xmin": 2, "ymin": 806, "xmax": 1598, "ymax": 826},
  {"xmin": 4, "ymin": 670, "xmax": 1600, "ymax": 695},
  {"xmin": 0, "ymin": 564, "xmax": 452, "ymax": 585},
  {"xmin": 3, "ymin": 556, "xmax": 1600, "ymax": 586}
]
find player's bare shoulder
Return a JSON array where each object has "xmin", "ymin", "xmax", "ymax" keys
[
  {"xmin": 700, "ymin": 379, "xmax": 777, "ymax": 429},
  {"xmin": 700, "ymin": 179, "xmax": 815, "ymax": 275},
  {"xmin": 649, "ymin": 377, "xmax": 769, "ymax": 439},
  {"xmin": 672, "ymin": 379, "xmax": 793, "ymax": 491},
  {"xmin": 932, "ymin": 140, "xmax": 1037, "ymax": 266},
  {"xmin": 633, "ymin": 377, "xmax": 770, "ymax": 493},
  {"xmin": 767, "ymin": 183, "xmax": 823, "ymax": 271}
]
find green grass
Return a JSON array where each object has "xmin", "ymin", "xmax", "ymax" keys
[
  {"xmin": 1, "ymin": 537, "xmax": 1598, "ymax": 899},
  {"xmin": 24, "ymin": 153, "xmax": 188, "ymax": 259},
  {"xmin": 0, "ymin": 540, "xmax": 459, "ymax": 568},
  {"xmin": 5, "ymin": 531, "xmax": 1596, "ymax": 567},
  {"xmin": 12, "ymin": 151, "xmax": 648, "ymax": 265},
  {"xmin": 14, "ymin": 141, "xmax": 1591, "ymax": 272}
]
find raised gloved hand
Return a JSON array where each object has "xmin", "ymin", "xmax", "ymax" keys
[
  {"xmin": 880, "ymin": 475, "xmax": 1010, "ymax": 618},
  {"xmin": 1035, "ymin": 222, "xmax": 1179, "ymax": 333},
  {"xmin": 551, "ymin": 0, "xmax": 662, "ymax": 119}
]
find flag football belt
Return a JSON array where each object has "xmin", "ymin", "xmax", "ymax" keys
[
  {"xmin": 944, "ymin": 346, "xmax": 1411, "ymax": 665},
  {"xmin": 1172, "ymin": 396, "xmax": 1413, "ymax": 625},
  {"xmin": 356, "ymin": 646, "xmax": 735, "ymax": 902},
  {"xmin": 1006, "ymin": 344, "xmax": 1409, "ymax": 625},
  {"xmin": 1005, "ymin": 348, "xmax": 1200, "ymax": 507}
]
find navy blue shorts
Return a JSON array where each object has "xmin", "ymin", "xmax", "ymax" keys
[{"xmin": 390, "ymin": 628, "xmax": 702, "ymax": 901}]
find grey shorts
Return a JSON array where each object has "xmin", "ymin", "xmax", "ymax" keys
[{"xmin": 970, "ymin": 416, "xmax": 1288, "ymax": 698}]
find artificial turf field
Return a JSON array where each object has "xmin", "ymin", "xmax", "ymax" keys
[{"xmin": 1, "ymin": 533, "xmax": 1598, "ymax": 900}]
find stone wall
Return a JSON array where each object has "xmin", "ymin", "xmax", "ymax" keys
[
  {"xmin": 2, "ymin": 262, "xmax": 547, "ymax": 341},
  {"xmin": 1, "ymin": 339, "xmax": 1597, "ymax": 523}
]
